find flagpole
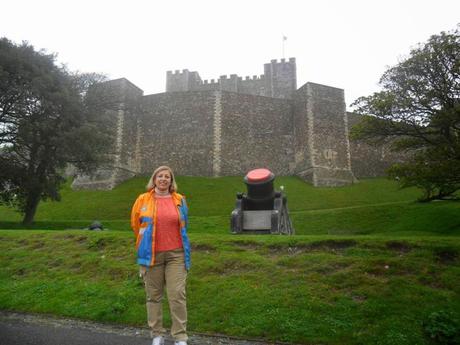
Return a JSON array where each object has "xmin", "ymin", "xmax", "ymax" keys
[
  {"xmin": 282, "ymin": 35, "xmax": 287, "ymax": 59},
  {"xmin": 282, "ymin": 36, "xmax": 285, "ymax": 59}
]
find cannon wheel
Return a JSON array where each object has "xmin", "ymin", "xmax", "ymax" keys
[{"xmin": 280, "ymin": 203, "xmax": 294, "ymax": 235}]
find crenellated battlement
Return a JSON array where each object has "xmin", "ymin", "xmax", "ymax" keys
[
  {"xmin": 202, "ymin": 79, "xmax": 218, "ymax": 85},
  {"xmin": 267, "ymin": 57, "xmax": 296, "ymax": 64},
  {"xmin": 167, "ymin": 69, "xmax": 191, "ymax": 76},
  {"xmin": 166, "ymin": 58, "xmax": 297, "ymax": 99},
  {"xmin": 242, "ymin": 75, "xmax": 265, "ymax": 80}
]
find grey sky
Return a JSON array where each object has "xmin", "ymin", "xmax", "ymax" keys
[{"xmin": 1, "ymin": 0, "xmax": 459, "ymax": 109}]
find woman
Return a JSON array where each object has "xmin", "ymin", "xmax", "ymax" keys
[{"xmin": 131, "ymin": 166, "xmax": 191, "ymax": 345}]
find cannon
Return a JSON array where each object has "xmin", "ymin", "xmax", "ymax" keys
[{"xmin": 230, "ymin": 168, "xmax": 294, "ymax": 235}]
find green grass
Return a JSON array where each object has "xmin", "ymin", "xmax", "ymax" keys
[
  {"xmin": 1, "ymin": 176, "xmax": 460, "ymax": 344},
  {"xmin": 0, "ymin": 231, "xmax": 459, "ymax": 345},
  {"xmin": 1, "ymin": 176, "xmax": 458, "ymax": 236},
  {"xmin": 0, "ymin": 176, "xmax": 423, "ymax": 222}
]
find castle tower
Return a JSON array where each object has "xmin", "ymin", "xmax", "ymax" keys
[
  {"xmin": 166, "ymin": 69, "xmax": 202, "ymax": 92},
  {"xmin": 264, "ymin": 58, "xmax": 297, "ymax": 99},
  {"xmin": 71, "ymin": 78, "xmax": 143, "ymax": 190},
  {"xmin": 293, "ymin": 82, "xmax": 356, "ymax": 186}
]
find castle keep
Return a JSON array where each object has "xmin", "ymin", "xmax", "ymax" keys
[
  {"xmin": 72, "ymin": 58, "xmax": 400, "ymax": 190},
  {"xmin": 166, "ymin": 58, "xmax": 297, "ymax": 100}
]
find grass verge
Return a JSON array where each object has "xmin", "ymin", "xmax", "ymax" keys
[{"xmin": 0, "ymin": 230, "xmax": 459, "ymax": 345}]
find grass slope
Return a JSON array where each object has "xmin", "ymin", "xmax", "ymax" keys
[
  {"xmin": 0, "ymin": 231, "xmax": 459, "ymax": 345},
  {"xmin": 1, "ymin": 176, "xmax": 459, "ymax": 236}
]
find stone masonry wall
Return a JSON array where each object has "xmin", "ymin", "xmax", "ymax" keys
[
  {"xmin": 237, "ymin": 76, "xmax": 266, "ymax": 96},
  {"xmin": 71, "ymin": 78, "xmax": 143, "ymax": 190},
  {"xmin": 347, "ymin": 112, "xmax": 408, "ymax": 178},
  {"xmin": 263, "ymin": 58, "xmax": 297, "ymax": 99},
  {"xmin": 166, "ymin": 70, "xmax": 201, "ymax": 92},
  {"xmin": 138, "ymin": 92, "xmax": 215, "ymax": 176},
  {"xmin": 72, "ymin": 71, "xmax": 405, "ymax": 190},
  {"xmin": 218, "ymin": 92, "xmax": 294, "ymax": 176},
  {"xmin": 294, "ymin": 83, "xmax": 355, "ymax": 186},
  {"xmin": 292, "ymin": 84, "xmax": 313, "ymax": 181}
]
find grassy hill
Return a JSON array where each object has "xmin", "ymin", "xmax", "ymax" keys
[
  {"xmin": 1, "ymin": 176, "xmax": 459, "ymax": 236},
  {"xmin": 1, "ymin": 176, "xmax": 459, "ymax": 344}
]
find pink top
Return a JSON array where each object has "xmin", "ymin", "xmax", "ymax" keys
[{"xmin": 155, "ymin": 195, "xmax": 182, "ymax": 252}]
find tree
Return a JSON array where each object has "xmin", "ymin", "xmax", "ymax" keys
[
  {"xmin": 0, "ymin": 38, "xmax": 112, "ymax": 225},
  {"xmin": 351, "ymin": 25, "xmax": 460, "ymax": 201}
]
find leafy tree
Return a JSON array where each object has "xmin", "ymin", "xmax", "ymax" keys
[
  {"xmin": 351, "ymin": 25, "xmax": 460, "ymax": 201},
  {"xmin": 0, "ymin": 38, "xmax": 113, "ymax": 224}
]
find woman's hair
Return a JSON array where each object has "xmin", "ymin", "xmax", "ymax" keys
[{"xmin": 146, "ymin": 166, "xmax": 178, "ymax": 192}]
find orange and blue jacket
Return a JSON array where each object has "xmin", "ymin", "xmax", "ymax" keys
[{"xmin": 130, "ymin": 190, "xmax": 191, "ymax": 270}]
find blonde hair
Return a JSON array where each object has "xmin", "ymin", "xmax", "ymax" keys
[{"xmin": 146, "ymin": 166, "xmax": 178, "ymax": 192}]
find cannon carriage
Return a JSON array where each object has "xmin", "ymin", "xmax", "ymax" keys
[{"xmin": 230, "ymin": 168, "xmax": 294, "ymax": 235}]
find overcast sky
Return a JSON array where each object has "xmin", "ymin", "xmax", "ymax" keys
[{"xmin": 1, "ymin": 0, "xmax": 459, "ymax": 109}]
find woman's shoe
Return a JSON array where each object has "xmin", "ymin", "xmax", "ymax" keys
[{"xmin": 152, "ymin": 336, "xmax": 164, "ymax": 345}]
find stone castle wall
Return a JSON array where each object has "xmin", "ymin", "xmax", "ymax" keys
[
  {"xmin": 72, "ymin": 78, "xmax": 143, "ymax": 189},
  {"xmin": 347, "ymin": 113, "xmax": 408, "ymax": 178},
  {"xmin": 138, "ymin": 92, "xmax": 216, "ymax": 176},
  {"xmin": 293, "ymin": 83, "xmax": 355, "ymax": 186},
  {"xmin": 71, "ymin": 59, "xmax": 401, "ymax": 190},
  {"xmin": 218, "ymin": 92, "xmax": 294, "ymax": 175}
]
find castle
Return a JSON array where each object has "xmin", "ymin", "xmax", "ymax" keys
[
  {"xmin": 166, "ymin": 58, "xmax": 297, "ymax": 100},
  {"xmin": 72, "ymin": 58, "xmax": 401, "ymax": 190}
]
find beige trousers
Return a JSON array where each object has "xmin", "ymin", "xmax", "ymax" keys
[{"xmin": 140, "ymin": 249, "xmax": 188, "ymax": 341}]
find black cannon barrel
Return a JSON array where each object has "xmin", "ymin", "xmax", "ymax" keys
[{"xmin": 244, "ymin": 168, "xmax": 275, "ymax": 209}]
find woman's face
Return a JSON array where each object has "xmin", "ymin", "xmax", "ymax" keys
[{"xmin": 155, "ymin": 169, "xmax": 172, "ymax": 192}]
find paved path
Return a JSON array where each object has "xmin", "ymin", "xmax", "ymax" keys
[{"xmin": 0, "ymin": 311, "xmax": 282, "ymax": 345}]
